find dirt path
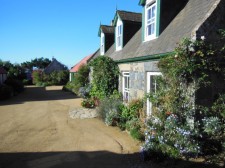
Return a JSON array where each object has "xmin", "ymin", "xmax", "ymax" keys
[{"xmin": 0, "ymin": 86, "xmax": 141, "ymax": 168}]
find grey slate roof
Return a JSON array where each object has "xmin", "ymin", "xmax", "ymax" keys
[
  {"xmin": 101, "ymin": 25, "xmax": 114, "ymax": 34},
  {"xmin": 106, "ymin": 0, "xmax": 222, "ymax": 61},
  {"xmin": 90, "ymin": 49, "xmax": 100, "ymax": 60},
  {"xmin": 44, "ymin": 58, "xmax": 67, "ymax": 74},
  {"xmin": 116, "ymin": 10, "xmax": 142, "ymax": 23}
]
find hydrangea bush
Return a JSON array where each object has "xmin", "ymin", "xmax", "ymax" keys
[{"xmin": 142, "ymin": 32, "xmax": 225, "ymax": 162}]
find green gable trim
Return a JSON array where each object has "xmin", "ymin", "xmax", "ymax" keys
[
  {"xmin": 113, "ymin": 11, "xmax": 119, "ymax": 26},
  {"xmin": 139, "ymin": 0, "xmax": 146, "ymax": 6},
  {"xmin": 142, "ymin": 7, "xmax": 145, "ymax": 42},
  {"xmin": 156, "ymin": 0, "xmax": 161, "ymax": 37},
  {"xmin": 122, "ymin": 23, "xmax": 124, "ymax": 48},
  {"xmin": 115, "ymin": 52, "xmax": 174, "ymax": 64},
  {"xmin": 98, "ymin": 26, "xmax": 101, "ymax": 37}
]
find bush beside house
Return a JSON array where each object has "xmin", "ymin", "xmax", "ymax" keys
[
  {"xmin": 63, "ymin": 64, "xmax": 90, "ymax": 96},
  {"xmin": 0, "ymin": 66, "xmax": 25, "ymax": 100},
  {"xmin": 141, "ymin": 37, "xmax": 225, "ymax": 163},
  {"xmin": 32, "ymin": 58, "xmax": 69, "ymax": 86},
  {"xmin": 0, "ymin": 84, "xmax": 13, "ymax": 100},
  {"xmin": 32, "ymin": 70, "xmax": 69, "ymax": 87}
]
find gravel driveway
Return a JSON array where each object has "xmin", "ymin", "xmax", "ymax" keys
[{"xmin": 0, "ymin": 86, "xmax": 141, "ymax": 168}]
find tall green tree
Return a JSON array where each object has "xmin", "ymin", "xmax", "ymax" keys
[{"xmin": 89, "ymin": 56, "xmax": 120, "ymax": 99}]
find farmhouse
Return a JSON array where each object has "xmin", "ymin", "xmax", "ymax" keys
[
  {"xmin": 97, "ymin": 0, "xmax": 225, "ymax": 116},
  {"xmin": 44, "ymin": 58, "xmax": 68, "ymax": 74},
  {"xmin": 70, "ymin": 53, "xmax": 95, "ymax": 82}
]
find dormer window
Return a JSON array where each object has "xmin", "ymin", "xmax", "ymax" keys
[
  {"xmin": 117, "ymin": 25, "xmax": 122, "ymax": 47},
  {"xmin": 145, "ymin": 0, "xmax": 158, "ymax": 41},
  {"xmin": 100, "ymin": 32, "xmax": 105, "ymax": 55},
  {"xmin": 98, "ymin": 25, "xmax": 114, "ymax": 54},
  {"xmin": 116, "ymin": 18, "xmax": 123, "ymax": 51}
]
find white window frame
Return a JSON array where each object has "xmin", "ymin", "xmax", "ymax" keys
[
  {"xmin": 116, "ymin": 18, "xmax": 123, "ymax": 51},
  {"xmin": 122, "ymin": 72, "xmax": 130, "ymax": 102},
  {"xmin": 100, "ymin": 32, "xmax": 105, "ymax": 55},
  {"xmin": 147, "ymin": 72, "xmax": 162, "ymax": 116},
  {"xmin": 145, "ymin": 0, "xmax": 157, "ymax": 41},
  {"xmin": 69, "ymin": 73, "xmax": 72, "ymax": 82}
]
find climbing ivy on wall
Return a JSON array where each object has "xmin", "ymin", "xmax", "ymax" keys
[{"xmin": 89, "ymin": 56, "xmax": 120, "ymax": 100}]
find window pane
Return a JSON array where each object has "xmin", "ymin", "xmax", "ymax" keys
[
  {"xmin": 151, "ymin": 23, "xmax": 155, "ymax": 34},
  {"xmin": 152, "ymin": 6, "xmax": 156, "ymax": 18},
  {"xmin": 150, "ymin": 76, "xmax": 154, "ymax": 93},
  {"xmin": 147, "ymin": 8, "xmax": 151, "ymax": 20},
  {"xmin": 148, "ymin": 25, "xmax": 152, "ymax": 35},
  {"xmin": 146, "ymin": 3, "xmax": 156, "ymax": 38},
  {"xmin": 150, "ymin": 75, "xmax": 158, "ymax": 93},
  {"xmin": 117, "ymin": 36, "xmax": 121, "ymax": 47},
  {"xmin": 124, "ymin": 77, "xmax": 127, "ymax": 88},
  {"xmin": 123, "ymin": 73, "xmax": 130, "ymax": 101}
]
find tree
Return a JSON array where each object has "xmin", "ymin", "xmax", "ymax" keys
[
  {"xmin": 89, "ymin": 56, "xmax": 120, "ymax": 100},
  {"xmin": 21, "ymin": 57, "xmax": 51, "ymax": 70}
]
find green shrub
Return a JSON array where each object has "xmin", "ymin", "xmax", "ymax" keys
[
  {"xmin": 202, "ymin": 116, "xmax": 223, "ymax": 136},
  {"xmin": 0, "ymin": 84, "xmax": 13, "ymax": 100},
  {"xmin": 212, "ymin": 94, "xmax": 225, "ymax": 119},
  {"xmin": 97, "ymin": 97, "xmax": 123, "ymax": 126},
  {"xmin": 120, "ymin": 99, "xmax": 143, "ymax": 122},
  {"xmin": 89, "ymin": 56, "xmax": 120, "ymax": 100},
  {"xmin": 130, "ymin": 126, "xmax": 145, "ymax": 141},
  {"xmin": 62, "ymin": 82, "xmax": 73, "ymax": 92},
  {"xmin": 78, "ymin": 85, "xmax": 91, "ymax": 98},
  {"xmin": 63, "ymin": 81, "xmax": 81, "ymax": 95},
  {"xmin": 33, "ymin": 70, "xmax": 69, "ymax": 86},
  {"xmin": 4, "ymin": 78, "xmax": 24, "ymax": 93},
  {"xmin": 105, "ymin": 108, "xmax": 120, "ymax": 126},
  {"xmin": 124, "ymin": 117, "xmax": 144, "ymax": 141},
  {"xmin": 125, "ymin": 118, "xmax": 140, "ymax": 131},
  {"xmin": 142, "ymin": 36, "xmax": 225, "ymax": 162},
  {"xmin": 32, "ymin": 70, "xmax": 42, "ymax": 85},
  {"xmin": 81, "ymin": 98, "xmax": 95, "ymax": 108},
  {"xmin": 73, "ymin": 64, "xmax": 90, "ymax": 88},
  {"xmin": 63, "ymin": 65, "xmax": 89, "ymax": 94}
]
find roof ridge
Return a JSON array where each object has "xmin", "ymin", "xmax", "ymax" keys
[
  {"xmin": 101, "ymin": 25, "xmax": 114, "ymax": 27},
  {"xmin": 117, "ymin": 10, "xmax": 141, "ymax": 15},
  {"xmin": 70, "ymin": 54, "xmax": 93, "ymax": 72}
]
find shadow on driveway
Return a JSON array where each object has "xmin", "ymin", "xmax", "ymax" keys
[
  {"xmin": 0, "ymin": 151, "xmax": 138, "ymax": 168},
  {"xmin": 0, "ymin": 151, "xmax": 222, "ymax": 168},
  {"xmin": 0, "ymin": 86, "xmax": 80, "ymax": 106}
]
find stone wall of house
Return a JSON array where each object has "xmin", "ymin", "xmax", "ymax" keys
[{"xmin": 118, "ymin": 60, "xmax": 159, "ymax": 100}]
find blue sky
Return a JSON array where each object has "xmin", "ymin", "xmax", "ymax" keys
[{"xmin": 0, "ymin": 0, "xmax": 141, "ymax": 68}]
